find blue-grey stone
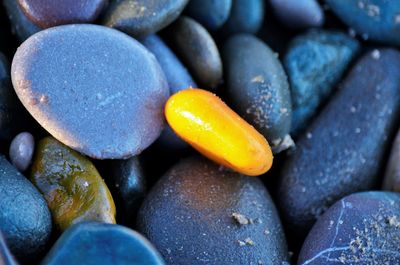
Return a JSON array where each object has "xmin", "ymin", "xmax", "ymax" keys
[
  {"xmin": 11, "ymin": 24, "xmax": 169, "ymax": 159},
  {"xmin": 326, "ymin": 0, "xmax": 400, "ymax": 46},
  {"xmin": 185, "ymin": 0, "xmax": 232, "ymax": 30},
  {"xmin": 284, "ymin": 30, "xmax": 360, "ymax": 134},
  {"xmin": 102, "ymin": 0, "xmax": 189, "ymax": 37},
  {"xmin": 42, "ymin": 222, "xmax": 165, "ymax": 265},
  {"xmin": 298, "ymin": 192, "xmax": 400, "ymax": 265},
  {"xmin": 0, "ymin": 232, "xmax": 18, "ymax": 265},
  {"xmin": 0, "ymin": 155, "xmax": 52, "ymax": 260},
  {"xmin": 9, "ymin": 132, "xmax": 35, "ymax": 172},
  {"xmin": 269, "ymin": 0, "xmax": 324, "ymax": 29},
  {"xmin": 277, "ymin": 49, "xmax": 400, "ymax": 240},
  {"xmin": 137, "ymin": 156, "xmax": 289, "ymax": 265}
]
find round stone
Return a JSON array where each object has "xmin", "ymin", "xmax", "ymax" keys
[
  {"xmin": 12, "ymin": 24, "xmax": 169, "ymax": 159},
  {"xmin": 9, "ymin": 131, "xmax": 35, "ymax": 172},
  {"xmin": 17, "ymin": 0, "xmax": 108, "ymax": 28}
]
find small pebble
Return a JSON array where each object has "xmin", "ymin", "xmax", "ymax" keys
[
  {"xmin": 0, "ymin": 231, "xmax": 18, "ymax": 265},
  {"xmin": 185, "ymin": 0, "xmax": 232, "ymax": 30},
  {"xmin": 9, "ymin": 132, "xmax": 34, "ymax": 172},
  {"xmin": 383, "ymin": 127, "xmax": 400, "ymax": 192}
]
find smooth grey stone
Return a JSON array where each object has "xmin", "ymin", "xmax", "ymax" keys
[{"xmin": 9, "ymin": 132, "xmax": 34, "ymax": 172}]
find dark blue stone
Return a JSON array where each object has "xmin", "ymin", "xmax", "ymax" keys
[
  {"xmin": 0, "ymin": 155, "xmax": 52, "ymax": 261},
  {"xmin": 166, "ymin": 16, "xmax": 223, "ymax": 89},
  {"xmin": 269, "ymin": 0, "xmax": 324, "ymax": 29},
  {"xmin": 42, "ymin": 222, "xmax": 165, "ymax": 265},
  {"xmin": 3, "ymin": 0, "xmax": 40, "ymax": 42},
  {"xmin": 222, "ymin": 34, "xmax": 292, "ymax": 153},
  {"xmin": 140, "ymin": 34, "xmax": 195, "ymax": 149},
  {"xmin": 102, "ymin": 0, "xmax": 189, "ymax": 37},
  {"xmin": 298, "ymin": 192, "xmax": 400, "ymax": 265},
  {"xmin": 220, "ymin": 0, "xmax": 264, "ymax": 36},
  {"xmin": 0, "ymin": 232, "xmax": 18, "ymax": 265},
  {"xmin": 137, "ymin": 156, "xmax": 289, "ymax": 265},
  {"xmin": 326, "ymin": 0, "xmax": 400, "ymax": 45},
  {"xmin": 11, "ymin": 24, "xmax": 169, "ymax": 159},
  {"xmin": 383, "ymin": 128, "xmax": 400, "ymax": 192},
  {"xmin": 185, "ymin": 0, "xmax": 232, "ymax": 30},
  {"xmin": 277, "ymin": 49, "xmax": 400, "ymax": 240},
  {"xmin": 284, "ymin": 30, "xmax": 360, "ymax": 134}
]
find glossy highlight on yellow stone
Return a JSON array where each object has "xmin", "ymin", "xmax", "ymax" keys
[{"xmin": 165, "ymin": 88, "xmax": 273, "ymax": 176}]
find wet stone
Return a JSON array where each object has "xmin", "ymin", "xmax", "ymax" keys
[
  {"xmin": 9, "ymin": 132, "xmax": 34, "ymax": 172},
  {"xmin": 11, "ymin": 24, "xmax": 169, "ymax": 159}
]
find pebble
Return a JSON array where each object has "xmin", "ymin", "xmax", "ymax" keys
[
  {"xmin": 9, "ymin": 132, "xmax": 34, "ymax": 172},
  {"xmin": 137, "ymin": 157, "xmax": 289, "ymax": 264},
  {"xmin": 298, "ymin": 192, "xmax": 400, "ymax": 265},
  {"xmin": 140, "ymin": 34, "xmax": 196, "ymax": 149},
  {"xmin": 277, "ymin": 49, "xmax": 400, "ymax": 240},
  {"xmin": 222, "ymin": 34, "xmax": 292, "ymax": 153},
  {"xmin": 165, "ymin": 89, "xmax": 273, "ymax": 176},
  {"xmin": 185, "ymin": 0, "xmax": 232, "ymax": 30},
  {"xmin": 11, "ymin": 24, "xmax": 169, "ymax": 159},
  {"xmin": 3, "ymin": 0, "xmax": 40, "ymax": 41},
  {"xmin": 166, "ymin": 16, "xmax": 223, "ymax": 89},
  {"xmin": 104, "ymin": 156, "xmax": 146, "ymax": 225},
  {"xmin": 326, "ymin": 0, "xmax": 400, "ymax": 46},
  {"xmin": 284, "ymin": 30, "xmax": 360, "ymax": 134},
  {"xmin": 383, "ymin": 127, "xmax": 400, "ymax": 192},
  {"xmin": 30, "ymin": 136, "xmax": 116, "ymax": 231},
  {"xmin": 42, "ymin": 222, "xmax": 165, "ymax": 265},
  {"xmin": 269, "ymin": 0, "xmax": 325, "ymax": 29},
  {"xmin": 102, "ymin": 0, "xmax": 189, "ymax": 37},
  {"xmin": 0, "ymin": 232, "xmax": 18, "ymax": 265},
  {"xmin": 0, "ymin": 155, "xmax": 52, "ymax": 260},
  {"xmin": 17, "ymin": 0, "xmax": 108, "ymax": 28},
  {"xmin": 219, "ymin": 0, "xmax": 264, "ymax": 36}
]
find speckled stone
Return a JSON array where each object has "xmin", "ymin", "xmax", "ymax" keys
[
  {"xmin": 284, "ymin": 30, "xmax": 360, "ymax": 134},
  {"xmin": 220, "ymin": 0, "xmax": 264, "ymax": 36},
  {"xmin": 140, "ymin": 34, "xmax": 195, "ymax": 149},
  {"xmin": 383, "ymin": 128, "xmax": 400, "ymax": 192},
  {"xmin": 166, "ymin": 16, "xmax": 223, "ymax": 89},
  {"xmin": 3, "ymin": 0, "xmax": 40, "ymax": 42},
  {"xmin": 222, "ymin": 34, "xmax": 292, "ymax": 153},
  {"xmin": 42, "ymin": 222, "xmax": 165, "ymax": 265},
  {"xmin": 9, "ymin": 132, "xmax": 34, "ymax": 172},
  {"xmin": 298, "ymin": 192, "xmax": 400, "ymax": 265},
  {"xmin": 17, "ymin": 0, "xmax": 108, "ymax": 28},
  {"xmin": 269, "ymin": 0, "xmax": 324, "ymax": 29},
  {"xmin": 277, "ymin": 49, "xmax": 400, "ymax": 240},
  {"xmin": 11, "ymin": 24, "xmax": 169, "ymax": 159},
  {"xmin": 137, "ymin": 156, "xmax": 289, "ymax": 265},
  {"xmin": 0, "ymin": 155, "xmax": 52, "ymax": 261},
  {"xmin": 0, "ymin": 232, "xmax": 18, "ymax": 265},
  {"xmin": 185, "ymin": 0, "xmax": 232, "ymax": 30},
  {"xmin": 102, "ymin": 0, "xmax": 189, "ymax": 37},
  {"xmin": 326, "ymin": 0, "xmax": 400, "ymax": 46}
]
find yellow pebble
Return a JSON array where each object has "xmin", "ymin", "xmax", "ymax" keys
[{"xmin": 165, "ymin": 88, "xmax": 273, "ymax": 176}]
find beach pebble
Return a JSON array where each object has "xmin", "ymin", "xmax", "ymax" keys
[
  {"xmin": 383, "ymin": 127, "xmax": 400, "ymax": 192},
  {"xmin": 185, "ymin": 0, "xmax": 232, "ymax": 30},
  {"xmin": 137, "ymin": 157, "xmax": 289, "ymax": 264},
  {"xmin": 9, "ymin": 132, "xmax": 34, "ymax": 172},
  {"xmin": 12, "ymin": 24, "xmax": 169, "ymax": 159},
  {"xmin": 0, "ymin": 232, "xmax": 18, "ymax": 265}
]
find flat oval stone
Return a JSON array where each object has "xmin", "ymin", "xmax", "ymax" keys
[
  {"xmin": 9, "ymin": 132, "xmax": 35, "ymax": 172},
  {"xmin": 3, "ymin": 0, "xmax": 40, "ymax": 42},
  {"xmin": 326, "ymin": 0, "xmax": 400, "ymax": 46},
  {"xmin": 220, "ymin": 0, "xmax": 264, "ymax": 36},
  {"xmin": 11, "ymin": 24, "xmax": 169, "ymax": 159},
  {"xmin": 102, "ymin": 0, "xmax": 189, "ymax": 37},
  {"xmin": 277, "ymin": 49, "xmax": 400, "ymax": 240},
  {"xmin": 0, "ymin": 155, "xmax": 52, "ymax": 260},
  {"xmin": 284, "ymin": 30, "xmax": 360, "ymax": 134},
  {"xmin": 140, "ymin": 34, "xmax": 195, "ymax": 149},
  {"xmin": 185, "ymin": 0, "xmax": 232, "ymax": 30},
  {"xmin": 42, "ymin": 222, "xmax": 165, "ymax": 265},
  {"xmin": 166, "ymin": 16, "xmax": 223, "ymax": 89},
  {"xmin": 0, "ymin": 232, "xmax": 18, "ymax": 265},
  {"xmin": 298, "ymin": 192, "xmax": 400, "ymax": 265},
  {"xmin": 137, "ymin": 156, "xmax": 289, "ymax": 264},
  {"xmin": 222, "ymin": 34, "xmax": 292, "ymax": 153},
  {"xmin": 269, "ymin": 0, "xmax": 324, "ymax": 29},
  {"xmin": 17, "ymin": 0, "xmax": 108, "ymax": 28},
  {"xmin": 383, "ymin": 128, "xmax": 400, "ymax": 192},
  {"xmin": 30, "ymin": 136, "xmax": 116, "ymax": 231}
]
